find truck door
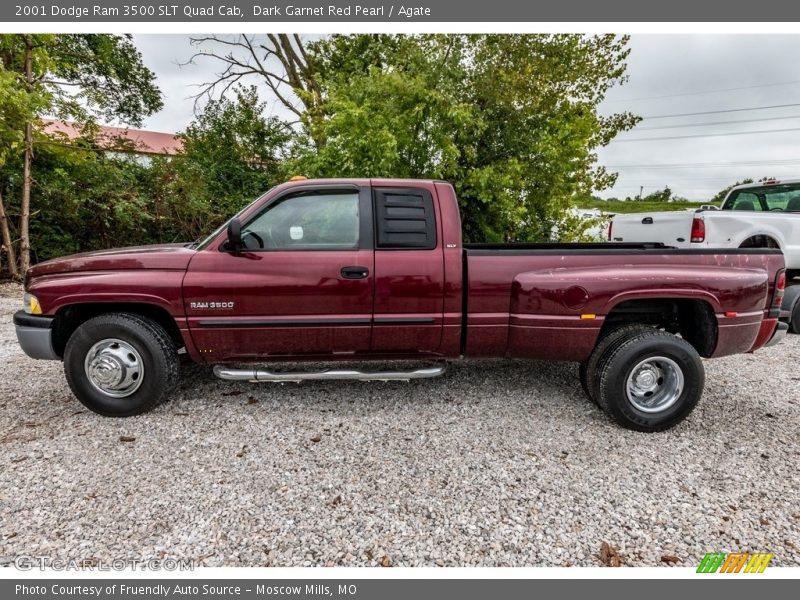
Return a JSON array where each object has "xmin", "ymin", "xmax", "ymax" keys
[
  {"xmin": 370, "ymin": 184, "xmax": 445, "ymax": 354},
  {"xmin": 183, "ymin": 185, "xmax": 374, "ymax": 360}
]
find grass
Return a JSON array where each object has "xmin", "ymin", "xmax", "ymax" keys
[{"xmin": 575, "ymin": 200, "xmax": 702, "ymax": 214}]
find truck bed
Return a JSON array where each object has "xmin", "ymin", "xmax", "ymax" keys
[{"xmin": 462, "ymin": 243, "xmax": 784, "ymax": 361}]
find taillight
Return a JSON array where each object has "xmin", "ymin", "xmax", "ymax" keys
[
  {"xmin": 774, "ymin": 270, "xmax": 786, "ymax": 306},
  {"xmin": 607, "ymin": 220, "xmax": 613, "ymax": 241},
  {"xmin": 690, "ymin": 217, "xmax": 705, "ymax": 243}
]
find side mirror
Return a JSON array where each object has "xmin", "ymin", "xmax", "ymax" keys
[{"xmin": 227, "ymin": 217, "xmax": 244, "ymax": 251}]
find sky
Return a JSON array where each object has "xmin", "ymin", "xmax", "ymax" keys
[{"xmin": 132, "ymin": 34, "xmax": 800, "ymax": 202}]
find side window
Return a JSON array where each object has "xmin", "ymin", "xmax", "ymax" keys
[
  {"xmin": 242, "ymin": 191, "xmax": 360, "ymax": 250},
  {"xmin": 729, "ymin": 192, "xmax": 762, "ymax": 211},
  {"xmin": 373, "ymin": 188, "xmax": 437, "ymax": 250}
]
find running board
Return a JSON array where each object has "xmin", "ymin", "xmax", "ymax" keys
[{"xmin": 213, "ymin": 364, "xmax": 446, "ymax": 383}]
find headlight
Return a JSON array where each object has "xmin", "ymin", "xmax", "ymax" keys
[{"xmin": 23, "ymin": 292, "xmax": 42, "ymax": 315}]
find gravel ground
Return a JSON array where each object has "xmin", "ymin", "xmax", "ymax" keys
[{"xmin": 0, "ymin": 281, "xmax": 798, "ymax": 568}]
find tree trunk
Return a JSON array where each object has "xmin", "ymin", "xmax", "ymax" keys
[
  {"xmin": 0, "ymin": 190, "xmax": 19, "ymax": 280},
  {"xmin": 19, "ymin": 34, "xmax": 34, "ymax": 276}
]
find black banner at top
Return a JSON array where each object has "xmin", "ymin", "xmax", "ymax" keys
[{"xmin": 3, "ymin": 0, "xmax": 800, "ymax": 23}]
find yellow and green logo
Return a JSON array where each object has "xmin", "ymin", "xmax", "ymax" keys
[{"xmin": 697, "ymin": 552, "xmax": 773, "ymax": 573}]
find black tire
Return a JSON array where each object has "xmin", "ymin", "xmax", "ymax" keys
[
  {"xmin": 790, "ymin": 298, "xmax": 800, "ymax": 334},
  {"xmin": 579, "ymin": 324, "xmax": 654, "ymax": 405},
  {"xmin": 595, "ymin": 330, "xmax": 704, "ymax": 432},
  {"xmin": 64, "ymin": 313, "xmax": 179, "ymax": 417}
]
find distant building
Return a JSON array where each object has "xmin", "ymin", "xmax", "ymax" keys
[{"xmin": 42, "ymin": 120, "xmax": 183, "ymax": 163}]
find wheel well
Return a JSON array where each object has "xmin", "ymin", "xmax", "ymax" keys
[
  {"xmin": 739, "ymin": 234, "xmax": 780, "ymax": 249},
  {"xmin": 51, "ymin": 303, "xmax": 184, "ymax": 358},
  {"xmin": 602, "ymin": 298, "xmax": 717, "ymax": 358}
]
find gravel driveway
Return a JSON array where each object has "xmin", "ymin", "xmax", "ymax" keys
[{"xmin": 0, "ymin": 282, "xmax": 798, "ymax": 567}]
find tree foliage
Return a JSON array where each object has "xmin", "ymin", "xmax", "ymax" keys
[
  {"xmin": 0, "ymin": 34, "xmax": 640, "ymax": 275},
  {"xmin": 150, "ymin": 87, "xmax": 293, "ymax": 241},
  {"xmin": 0, "ymin": 33, "xmax": 161, "ymax": 276},
  {"xmin": 283, "ymin": 34, "xmax": 639, "ymax": 241}
]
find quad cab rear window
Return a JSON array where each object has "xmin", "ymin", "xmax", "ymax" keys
[{"xmin": 723, "ymin": 182, "xmax": 800, "ymax": 212}]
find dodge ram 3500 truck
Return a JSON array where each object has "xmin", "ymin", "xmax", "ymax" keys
[{"xmin": 14, "ymin": 179, "xmax": 788, "ymax": 431}]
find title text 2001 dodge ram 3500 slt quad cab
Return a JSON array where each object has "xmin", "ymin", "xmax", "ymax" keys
[{"xmin": 14, "ymin": 179, "xmax": 788, "ymax": 431}]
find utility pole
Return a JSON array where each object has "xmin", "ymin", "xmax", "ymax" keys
[{"xmin": 637, "ymin": 185, "xmax": 643, "ymax": 201}]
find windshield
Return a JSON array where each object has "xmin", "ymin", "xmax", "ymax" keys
[{"xmin": 722, "ymin": 182, "xmax": 800, "ymax": 212}]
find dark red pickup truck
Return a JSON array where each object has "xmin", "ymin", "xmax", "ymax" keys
[{"xmin": 14, "ymin": 178, "xmax": 788, "ymax": 431}]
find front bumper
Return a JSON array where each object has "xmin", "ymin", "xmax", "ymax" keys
[
  {"xmin": 13, "ymin": 310, "xmax": 59, "ymax": 360},
  {"xmin": 765, "ymin": 321, "xmax": 789, "ymax": 348}
]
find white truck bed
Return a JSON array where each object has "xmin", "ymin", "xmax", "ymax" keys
[{"xmin": 609, "ymin": 179, "xmax": 800, "ymax": 273}]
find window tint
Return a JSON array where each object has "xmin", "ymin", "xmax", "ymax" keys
[
  {"xmin": 242, "ymin": 192, "xmax": 360, "ymax": 250},
  {"xmin": 723, "ymin": 182, "xmax": 800, "ymax": 212},
  {"xmin": 374, "ymin": 188, "xmax": 437, "ymax": 249},
  {"xmin": 729, "ymin": 192, "xmax": 762, "ymax": 211}
]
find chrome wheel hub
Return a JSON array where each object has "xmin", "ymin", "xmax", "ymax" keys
[
  {"xmin": 626, "ymin": 356, "xmax": 684, "ymax": 414},
  {"xmin": 84, "ymin": 339, "xmax": 144, "ymax": 398}
]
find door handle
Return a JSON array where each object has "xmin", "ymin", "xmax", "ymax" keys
[{"xmin": 340, "ymin": 266, "xmax": 369, "ymax": 279}]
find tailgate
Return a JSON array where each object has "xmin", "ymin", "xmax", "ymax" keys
[{"xmin": 610, "ymin": 211, "xmax": 694, "ymax": 247}]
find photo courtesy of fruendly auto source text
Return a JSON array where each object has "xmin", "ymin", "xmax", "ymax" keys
[{"xmin": 0, "ymin": 0, "xmax": 798, "ymax": 597}]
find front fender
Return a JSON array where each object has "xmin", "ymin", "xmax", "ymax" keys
[{"xmin": 28, "ymin": 270, "xmax": 186, "ymax": 321}]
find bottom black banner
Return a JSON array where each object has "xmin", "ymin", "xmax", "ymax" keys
[{"xmin": 3, "ymin": 579, "xmax": 796, "ymax": 600}]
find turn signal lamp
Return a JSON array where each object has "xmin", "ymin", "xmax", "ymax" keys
[{"xmin": 23, "ymin": 292, "xmax": 42, "ymax": 315}]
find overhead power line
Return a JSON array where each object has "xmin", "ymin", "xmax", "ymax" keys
[
  {"xmin": 604, "ymin": 78, "xmax": 800, "ymax": 103},
  {"xmin": 612, "ymin": 126, "xmax": 800, "ymax": 143},
  {"xmin": 604, "ymin": 158, "xmax": 800, "ymax": 169},
  {"xmin": 633, "ymin": 114, "xmax": 800, "ymax": 131},
  {"xmin": 642, "ymin": 103, "xmax": 800, "ymax": 120}
]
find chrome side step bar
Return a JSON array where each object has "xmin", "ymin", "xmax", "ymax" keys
[{"xmin": 213, "ymin": 364, "xmax": 446, "ymax": 383}]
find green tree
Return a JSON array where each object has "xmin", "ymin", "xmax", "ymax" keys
[
  {"xmin": 187, "ymin": 34, "xmax": 638, "ymax": 241},
  {"xmin": 150, "ymin": 87, "xmax": 292, "ymax": 241},
  {"xmin": 0, "ymin": 34, "xmax": 161, "ymax": 276},
  {"xmin": 292, "ymin": 34, "xmax": 639, "ymax": 241},
  {"xmin": 642, "ymin": 186, "xmax": 673, "ymax": 202}
]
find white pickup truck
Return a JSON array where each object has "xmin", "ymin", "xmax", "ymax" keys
[{"xmin": 609, "ymin": 178, "xmax": 800, "ymax": 332}]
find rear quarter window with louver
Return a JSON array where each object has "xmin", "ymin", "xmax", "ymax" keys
[{"xmin": 373, "ymin": 188, "xmax": 437, "ymax": 249}]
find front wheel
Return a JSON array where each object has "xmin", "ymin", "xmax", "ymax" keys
[
  {"xmin": 595, "ymin": 330, "xmax": 704, "ymax": 432},
  {"xmin": 64, "ymin": 313, "xmax": 179, "ymax": 417}
]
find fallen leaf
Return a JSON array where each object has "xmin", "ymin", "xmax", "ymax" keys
[
  {"xmin": 5, "ymin": 532, "xmax": 18, "ymax": 539},
  {"xmin": 330, "ymin": 495, "xmax": 342, "ymax": 507},
  {"xmin": 10, "ymin": 456, "xmax": 27, "ymax": 463},
  {"xmin": 119, "ymin": 436, "xmax": 136, "ymax": 443},
  {"xmin": 760, "ymin": 517, "xmax": 770, "ymax": 526},
  {"xmin": 247, "ymin": 396, "xmax": 258, "ymax": 405},
  {"xmin": 661, "ymin": 554, "xmax": 680, "ymax": 564},
  {"xmin": 236, "ymin": 445, "xmax": 248, "ymax": 458},
  {"xmin": 380, "ymin": 555, "xmax": 392, "ymax": 567},
  {"xmin": 599, "ymin": 542, "xmax": 625, "ymax": 567},
  {"xmin": 310, "ymin": 434, "xmax": 322, "ymax": 443}
]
